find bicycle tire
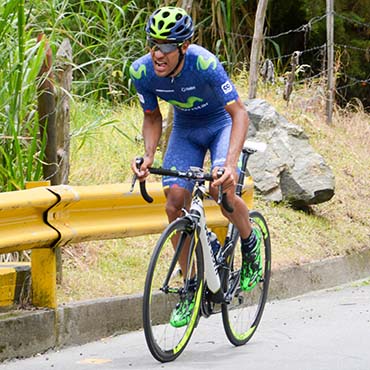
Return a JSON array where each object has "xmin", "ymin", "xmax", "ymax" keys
[
  {"xmin": 143, "ymin": 217, "xmax": 204, "ymax": 362},
  {"xmin": 221, "ymin": 210, "xmax": 271, "ymax": 346}
]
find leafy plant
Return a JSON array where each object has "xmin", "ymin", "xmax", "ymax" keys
[
  {"xmin": 0, "ymin": 0, "xmax": 47, "ymax": 191},
  {"xmin": 30, "ymin": 0, "xmax": 151, "ymax": 101}
]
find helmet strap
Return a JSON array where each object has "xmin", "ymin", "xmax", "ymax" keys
[{"xmin": 165, "ymin": 47, "xmax": 184, "ymax": 78}]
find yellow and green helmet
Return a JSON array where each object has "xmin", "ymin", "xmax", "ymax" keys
[{"xmin": 146, "ymin": 6, "xmax": 194, "ymax": 42}]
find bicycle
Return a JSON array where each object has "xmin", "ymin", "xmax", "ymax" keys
[{"xmin": 131, "ymin": 140, "xmax": 271, "ymax": 362}]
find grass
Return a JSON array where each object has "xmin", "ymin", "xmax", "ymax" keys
[
  {"xmin": 57, "ymin": 78, "xmax": 370, "ymax": 303},
  {"xmin": 0, "ymin": 2, "xmax": 47, "ymax": 191}
]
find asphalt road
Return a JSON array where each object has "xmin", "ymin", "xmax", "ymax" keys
[{"xmin": 1, "ymin": 280, "xmax": 369, "ymax": 370}]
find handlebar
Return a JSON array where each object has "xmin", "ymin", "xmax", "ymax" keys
[{"xmin": 131, "ymin": 157, "xmax": 234, "ymax": 213}]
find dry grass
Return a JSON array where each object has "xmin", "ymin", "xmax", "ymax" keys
[
  {"xmin": 58, "ymin": 235, "xmax": 159, "ymax": 302},
  {"xmin": 57, "ymin": 79, "xmax": 370, "ymax": 303},
  {"xmin": 251, "ymin": 80, "xmax": 370, "ymax": 269}
]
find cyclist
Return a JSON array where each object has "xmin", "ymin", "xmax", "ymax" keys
[{"xmin": 130, "ymin": 6, "xmax": 262, "ymax": 327}]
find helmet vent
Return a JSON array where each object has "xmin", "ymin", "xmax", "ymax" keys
[{"xmin": 176, "ymin": 25, "xmax": 185, "ymax": 33}]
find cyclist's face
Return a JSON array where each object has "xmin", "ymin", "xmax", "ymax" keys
[{"xmin": 149, "ymin": 39, "xmax": 189, "ymax": 77}]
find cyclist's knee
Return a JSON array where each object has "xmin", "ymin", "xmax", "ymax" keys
[
  {"xmin": 165, "ymin": 201, "xmax": 182, "ymax": 220},
  {"xmin": 165, "ymin": 187, "xmax": 191, "ymax": 221}
]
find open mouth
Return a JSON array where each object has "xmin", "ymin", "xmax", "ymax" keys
[{"xmin": 154, "ymin": 60, "xmax": 168, "ymax": 73}]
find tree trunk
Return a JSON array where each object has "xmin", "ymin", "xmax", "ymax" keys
[
  {"xmin": 37, "ymin": 34, "xmax": 57, "ymax": 184},
  {"xmin": 55, "ymin": 39, "xmax": 73, "ymax": 184},
  {"xmin": 326, "ymin": 0, "xmax": 334, "ymax": 124},
  {"xmin": 248, "ymin": 0, "xmax": 269, "ymax": 99}
]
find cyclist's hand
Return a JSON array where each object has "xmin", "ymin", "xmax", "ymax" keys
[
  {"xmin": 131, "ymin": 155, "xmax": 153, "ymax": 182},
  {"xmin": 211, "ymin": 166, "xmax": 237, "ymax": 192}
]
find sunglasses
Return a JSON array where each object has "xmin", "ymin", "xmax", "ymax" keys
[{"xmin": 148, "ymin": 40, "xmax": 183, "ymax": 54}]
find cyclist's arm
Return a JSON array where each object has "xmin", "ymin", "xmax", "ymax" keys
[
  {"xmin": 131, "ymin": 107, "xmax": 163, "ymax": 180},
  {"xmin": 212, "ymin": 98, "xmax": 249, "ymax": 189},
  {"xmin": 224, "ymin": 98, "xmax": 249, "ymax": 169}
]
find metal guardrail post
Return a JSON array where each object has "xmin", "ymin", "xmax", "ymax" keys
[
  {"xmin": 31, "ymin": 248, "xmax": 57, "ymax": 308},
  {"xmin": 25, "ymin": 181, "xmax": 57, "ymax": 308}
]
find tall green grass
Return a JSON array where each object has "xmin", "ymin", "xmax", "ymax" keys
[
  {"xmin": 68, "ymin": 100, "xmax": 141, "ymax": 185},
  {"xmin": 0, "ymin": 0, "xmax": 47, "ymax": 191},
  {"xmin": 30, "ymin": 0, "xmax": 160, "ymax": 101}
]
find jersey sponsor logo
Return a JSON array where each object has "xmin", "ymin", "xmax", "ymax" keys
[
  {"xmin": 221, "ymin": 81, "xmax": 233, "ymax": 94},
  {"xmin": 156, "ymin": 89, "xmax": 175, "ymax": 93},
  {"xmin": 129, "ymin": 64, "xmax": 146, "ymax": 80},
  {"xmin": 196, "ymin": 55, "xmax": 217, "ymax": 71},
  {"xmin": 181, "ymin": 86, "xmax": 196, "ymax": 92},
  {"xmin": 168, "ymin": 96, "xmax": 203, "ymax": 109},
  {"xmin": 155, "ymin": 89, "xmax": 175, "ymax": 93}
]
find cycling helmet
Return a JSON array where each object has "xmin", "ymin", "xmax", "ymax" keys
[{"xmin": 146, "ymin": 6, "xmax": 194, "ymax": 42}]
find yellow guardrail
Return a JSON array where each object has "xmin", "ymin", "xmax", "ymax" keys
[{"xmin": 0, "ymin": 179, "xmax": 253, "ymax": 309}]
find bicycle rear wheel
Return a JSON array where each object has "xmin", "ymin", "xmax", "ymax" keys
[
  {"xmin": 142, "ymin": 217, "xmax": 204, "ymax": 362},
  {"xmin": 221, "ymin": 210, "xmax": 271, "ymax": 346}
]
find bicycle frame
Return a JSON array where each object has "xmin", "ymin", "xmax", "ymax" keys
[{"xmin": 188, "ymin": 183, "xmax": 222, "ymax": 296}]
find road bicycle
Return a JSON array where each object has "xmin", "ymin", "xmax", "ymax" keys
[{"xmin": 131, "ymin": 140, "xmax": 271, "ymax": 362}]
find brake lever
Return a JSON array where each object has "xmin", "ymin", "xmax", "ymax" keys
[
  {"xmin": 130, "ymin": 157, "xmax": 143, "ymax": 193},
  {"xmin": 131, "ymin": 157, "xmax": 153, "ymax": 203}
]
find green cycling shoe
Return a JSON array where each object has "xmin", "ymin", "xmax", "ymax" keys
[
  {"xmin": 240, "ymin": 228, "xmax": 263, "ymax": 292},
  {"xmin": 170, "ymin": 295, "xmax": 195, "ymax": 328}
]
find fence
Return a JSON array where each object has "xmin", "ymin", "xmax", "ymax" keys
[{"xmin": 242, "ymin": 9, "xmax": 369, "ymax": 117}]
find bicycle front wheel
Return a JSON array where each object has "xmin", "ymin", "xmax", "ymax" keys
[
  {"xmin": 142, "ymin": 217, "xmax": 204, "ymax": 362},
  {"xmin": 221, "ymin": 210, "xmax": 271, "ymax": 346}
]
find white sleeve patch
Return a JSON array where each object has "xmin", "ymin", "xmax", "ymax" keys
[{"xmin": 221, "ymin": 81, "xmax": 233, "ymax": 94}]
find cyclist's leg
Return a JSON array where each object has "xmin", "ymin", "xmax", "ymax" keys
[
  {"xmin": 208, "ymin": 123, "xmax": 252, "ymax": 238},
  {"xmin": 162, "ymin": 125, "xmax": 207, "ymax": 275},
  {"xmin": 208, "ymin": 124, "xmax": 262, "ymax": 290}
]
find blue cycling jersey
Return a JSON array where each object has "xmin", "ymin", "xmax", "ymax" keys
[
  {"xmin": 130, "ymin": 44, "xmax": 240, "ymax": 191},
  {"xmin": 130, "ymin": 44, "xmax": 239, "ymax": 127}
]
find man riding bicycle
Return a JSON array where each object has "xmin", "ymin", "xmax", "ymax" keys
[{"xmin": 130, "ymin": 6, "xmax": 262, "ymax": 327}]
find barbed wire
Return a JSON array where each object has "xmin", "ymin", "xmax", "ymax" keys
[
  {"xmin": 225, "ymin": 14, "xmax": 327, "ymax": 41},
  {"xmin": 335, "ymin": 43, "xmax": 370, "ymax": 53},
  {"xmin": 261, "ymin": 53, "xmax": 369, "ymax": 92},
  {"xmin": 226, "ymin": 12, "xmax": 369, "ymax": 43},
  {"xmin": 266, "ymin": 42, "xmax": 369, "ymax": 64},
  {"xmin": 334, "ymin": 12, "xmax": 370, "ymax": 28},
  {"xmin": 266, "ymin": 14, "xmax": 327, "ymax": 40},
  {"xmin": 267, "ymin": 44, "xmax": 326, "ymax": 63},
  {"xmin": 336, "ymin": 75, "xmax": 370, "ymax": 91},
  {"xmin": 294, "ymin": 70, "xmax": 328, "ymax": 84}
]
